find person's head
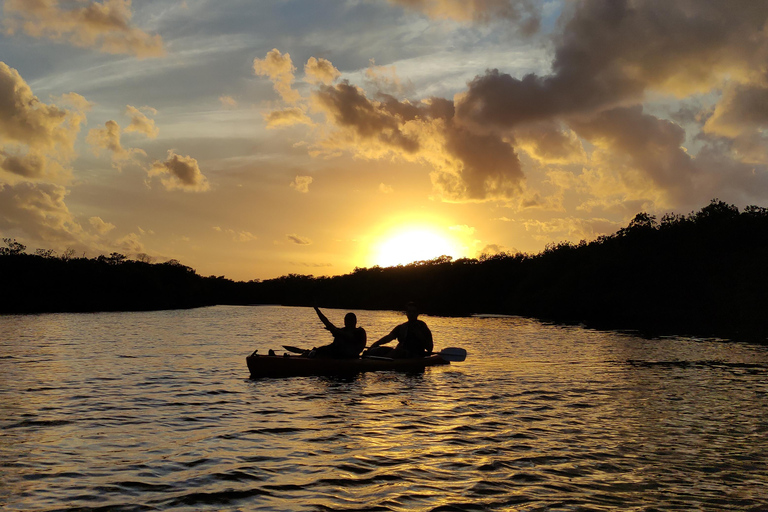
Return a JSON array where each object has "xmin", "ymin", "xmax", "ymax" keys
[
  {"xmin": 344, "ymin": 312, "xmax": 357, "ymax": 328},
  {"xmin": 405, "ymin": 302, "xmax": 419, "ymax": 321}
]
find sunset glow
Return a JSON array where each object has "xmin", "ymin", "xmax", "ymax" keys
[{"xmin": 374, "ymin": 228, "xmax": 461, "ymax": 267}]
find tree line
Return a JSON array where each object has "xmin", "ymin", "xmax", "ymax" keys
[{"xmin": 1, "ymin": 199, "xmax": 767, "ymax": 342}]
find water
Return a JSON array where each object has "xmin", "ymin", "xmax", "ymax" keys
[{"xmin": 1, "ymin": 305, "xmax": 767, "ymax": 511}]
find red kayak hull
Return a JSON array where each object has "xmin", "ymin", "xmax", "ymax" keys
[{"xmin": 246, "ymin": 353, "xmax": 449, "ymax": 378}]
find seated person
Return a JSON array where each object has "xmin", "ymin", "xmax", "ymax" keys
[
  {"xmin": 310, "ymin": 306, "xmax": 366, "ymax": 359},
  {"xmin": 366, "ymin": 302, "xmax": 433, "ymax": 359}
]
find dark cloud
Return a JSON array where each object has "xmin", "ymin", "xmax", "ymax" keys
[
  {"xmin": 314, "ymin": 81, "xmax": 420, "ymax": 154},
  {"xmin": 457, "ymin": 1, "xmax": 768, "ymax": 131},
  {"xmin": 439, "ymin": 123, "xmax": 523, "ymax": 201},
  {"xmin": 286, "ymin": 234, "xmax": 312, "ymax": 245},
  {"xmin": 0, "ymin": 151, "xmax": 46, "ymax": 178},
  {"xmin": 312, "ymin": 83, "xmax": 524, "ymax": 201},
  {"xmin": 570, "ymin": 106, "xmax": 696, "ymax": 199}
]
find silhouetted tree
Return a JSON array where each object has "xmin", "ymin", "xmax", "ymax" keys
[{"xmin": 1, "ymin": 238, "xmax": 26, "ymax": 256}]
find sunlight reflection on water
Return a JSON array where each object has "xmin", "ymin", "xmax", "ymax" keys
[{"xmin": 1, "ymin": 305, "xmax": 767, "ymax": 511}]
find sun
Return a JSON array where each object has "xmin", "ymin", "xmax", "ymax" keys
[{"xmin": 374, "ymin": 227, "xmax": 462, "ymax": 267}]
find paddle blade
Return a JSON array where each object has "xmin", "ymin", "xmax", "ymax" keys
[
  {"xmin": 437, "ymin": 347, "xmax": 467, "ymax": 362},
  {"xmin": 282, "ymin": 345, "xmax": 307, "ymax": 354}
]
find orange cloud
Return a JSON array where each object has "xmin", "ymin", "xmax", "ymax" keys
[
  {"xmin": 311, "ymin": 81, "xmax": 523, "ymax": 201},
  {"xmin": 148, "ymin": 151, "xmax": 210, "ymax": 192},
  {"xmin": 290, "ymin": 175, "xmax": 313, "ymax": 193},
  {"xmin": 304, "ymin": 57, "xmax": 340, "ymax": 85},
  {"xmin": 0, "ymin": 61, "xmax": 86, "ymax": 180},
  {"xmin": 213, "ymin": 226, "xmax": 257, "ymax": 242},
  {"xmin": 389, "ymin": 0, "xmax": 541, "ymax": 33},
  {"xmin": 257, "ymin": 2, "xmax": 768, "ymax": 210},
  {"xmin": 571, "ymin": 106, "xmax": 696, "ymax": 203},
  {"xmin": 3, "ymin": 0, "xmax": 164, "ymax": 58},
  {"xmin": 124, "ymin": 105, "xmax": 159, "ymax": 138},
  {"xmin": 264, "ymin": 107, "xmax": 312, "ymax": 128},
  {"xmin": 86, "ymin": 119, "xmax": 146, "ymax": 167},
  {"xmin": 253, "ymin": 49, "xmax": 301, "ymax": 103},
  {"xmin": 0, "ymin": 181, "xmax": 83, "ymax": 242},
  {"xmin": 89, "ymin": 216, "xmax": 116, "ymax": 234}
]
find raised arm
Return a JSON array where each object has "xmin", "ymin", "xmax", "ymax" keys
[{"xmin": 314, "ymin": 306, "xmax": 336, "ymax": 331}]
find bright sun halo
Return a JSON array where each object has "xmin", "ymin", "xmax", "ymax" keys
[{"xmin": 375, "ymin": 228, "xmax": 459, "ymax": 267}]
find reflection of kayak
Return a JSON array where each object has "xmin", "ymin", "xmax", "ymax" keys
[{"xmin": 246, "ymin": 353, "xmax": 450, "ymax": 378}]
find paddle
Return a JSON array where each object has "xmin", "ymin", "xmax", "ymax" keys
[
  {"xmin": 432, "ymin": 347, "xmax": 467, "ymax": 362},
  {"xmin": 283, "ymin": 345, "xmax": 466, "ymax": 362},
  {"xmin": 283, "ymin": 345, "xmax": 308, "ymax": 354}
]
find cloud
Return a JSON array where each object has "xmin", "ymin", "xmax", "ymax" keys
[
  {"xmin": 115, "ymin": 232, "xmax": 145, "ymax": 254},
  {"xmin": 124, "ymin": 105, "xmax": 159, "ymax": 138},
  {"xmin": 292, "ymin": 261, "xmax": 333, "ymax": 268},
  {"xmin": 523, "ymin": 216, "xmax": 621, "ymax": 243},
  {"xmin": 89, "ymin": 216, "xmax": 116, "ymax": 234},
  {"xmin": 479, "ymin": 243, "xmax": 511, "ymax": 256},
  {"xmin": 219, "ymin": 95, "xmax": 237, "ymax": 108},
  {"xmin": 309, "ymin": 80, "xmax": 525, "ymax": 201},
  {"xmin": 0, "ymin": 62, "xmax": 86, "ymax": 180},
  {"xmin": 389, "ymin": 0, "xmax": 541, "ymax": 33},
  {"xmin": 379, "ymin": 183, "xmax": 394, "ymax": 194},
  {"xmin": 253, "ymin": 49, "xmax": 301, "ymax": 103},
  {"xmin": 86, "ymin": 119, "xmax": 146, "ymax": 167},
  {"xmin": 0, "ymin": 181, "xmax": 83, "ymax": 243},
  {"xmin": 290, "ymin": 175, "xmax": 313, "ymax": 193},
  {"xmin": 258, "ymin": 2, "xmax": 768, "ymax": 209},
  {"xmin": 3, "ymin": 0, "xmax": 165, "ymax": 58},
  {"xmin": 148, "ymin": 151, "xmax": 210, "ymax": 192},
  {"xmin": 515, "ymin": 121, "xmax": 586, "ymax": 164},
  {"xmin": 304, "ymin": 57, "xmax": 341, "ymax": 85},
  {"xmin": 286, "ymin": 234, "xmax": 312, "ymax": 245},
  {"xmin": 364, "ymin": 59, "xmax": 410, "ymax": 97},
  {"xmin": 570, "ymin": 106, "xmax": 697, "ymax": 203},
  {"xmin": 234, "ymin": 231, "xmax": 257, "ymax": 242},
  {"xmin": 264, "ymin": 107, "xmax": 312, "ymax": 128},
  {"xmin": 455, "ymin": 1, "xmax": 768, "ymax": 131},
  {"xmin": 0, "ymin": 151, "xmax": 50, "ymax": 179},
  {"xmin": 312, "ymin": 82, "xmax": 419, "ymax": 152},
  {"xmin": 214, "ymin": 226, "xmax": 257, "ymax": 242}
]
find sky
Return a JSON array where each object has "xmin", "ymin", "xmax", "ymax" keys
[{"xmin": 1, "ymin": 0, "xmax": 768, "ymax": 281}]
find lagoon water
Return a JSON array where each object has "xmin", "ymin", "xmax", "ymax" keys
[{"xmin": 1, "ymin": 305, "xmax": 767, "ymax": 511}]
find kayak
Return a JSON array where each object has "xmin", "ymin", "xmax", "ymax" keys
[{"xmin": 246, "ymin": 352, "xmax": 450, "ymax": 378}]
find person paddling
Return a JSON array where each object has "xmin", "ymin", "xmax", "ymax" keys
[
  {"xmin": 309, "ymin": 306, "xmax": 366, "ymax": 359},
  {"xmin": 366, "ymin": 302, "xmax": 433, "ymax": 359}
]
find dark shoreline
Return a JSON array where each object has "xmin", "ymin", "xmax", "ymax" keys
[{"xmin": 2, "ymin": 199, "xmax": 767, "ymax": 345}]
